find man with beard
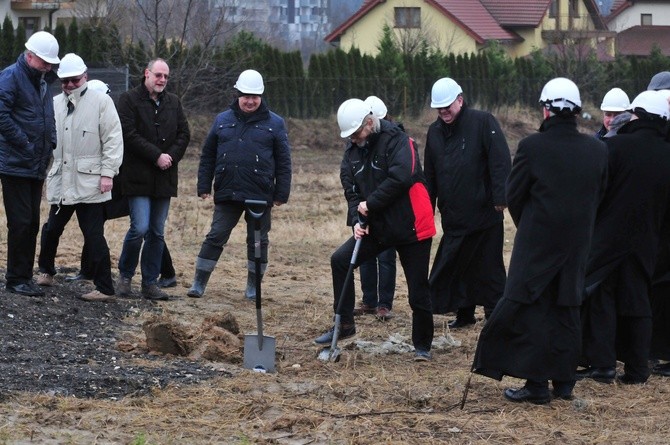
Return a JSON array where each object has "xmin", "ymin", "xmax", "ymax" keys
[
  {"xmin": 579, "ymin": 90, "xmax": 670, "ymax": 385},
  {"xmin": 423, "ymin": 77, "xmax": 511, "ymax": 328},
  {"xmin": 472, "ymin": 78, "xmax": 608, "ymax": 403}
]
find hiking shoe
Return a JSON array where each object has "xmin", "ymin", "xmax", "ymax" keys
[
  {"xmin": 6, "ymin": 282, "xmax": 45, "ymax": 297},
  {"xmin": 448, "ymin": 317, "xmax": 476, "ymax": 329},
  {"xmin": 314, "ymin": 325, "xmax": 356, "ymax": 344},
  {"xmin": 36, "ymin": 273, "xmax": 54, "ymax": 287},
  {"xmin": 117, "ymin": 276, "xmax": 132, "ymax": 296},
  {"xmin": 414, "ymin": 349, "xmax": 432, "ymax": 362},
  {"xmin": 158, "ymin": 276, "xmax": 177, "ymax": 288},
  {"xmin": 141, "ymin": 284, "xmax": 169, "ymax": 301},
  {"xmin": 353, "ymin": 303, "xmax": 376, "ymax": 316},
  {"xmin": 78, "ymin": 290, "xmax": 115, "ymax": 303},
  {"xmin": 376, "ymin": 306, "xmax": 394, "ymax": 321}
]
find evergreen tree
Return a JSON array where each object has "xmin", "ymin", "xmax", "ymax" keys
[
  {"xmin": 0, "ymin": 16, "xmax": 15, "ymax": 67},
  {"xmin": 13, "ymin": 23, "xmax": 26, "ymax": 57},
  {"xmin": 66, "ymin": 19, "xmax": 79, "ymax": 55}
]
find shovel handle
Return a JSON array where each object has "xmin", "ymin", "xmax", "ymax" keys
[{"xmin": 245, "ymin": 199, "xmax": 268, "ymax": 220}]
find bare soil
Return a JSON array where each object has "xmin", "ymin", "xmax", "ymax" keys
[{"xmin": 1, "ymin": 109, "xmax": 669, "ymax": 445}]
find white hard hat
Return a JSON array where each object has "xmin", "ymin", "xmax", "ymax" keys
[
  {"xmin": 430, "ymin": 77, "xmax": 462, "ymax": 108},
  {"xmin": 629, "ymin": 90, "xmax": 670, "ymax": 120},
  {"xmin": 600, "ymin": 88, "xmax": 630, "ymax": 112},
  {"xmin": 539, "ymin": 77, "xmax": 582, "ymax": 111},
  {"xmin": 57, "ymin": 53, "xmax": 87, "ymax": 78},
  {"xmin": 364, "ymin": 95, "xmax": 387, "ymax": 119},
  {"xmin": 25, "ymin": 31, "xmax": 60, "ymax": 64},
  {"xmin": 234, "ymin": 69, "xmax": 264, "ymax": 95},
  {"xmin": 87, "ymin": 79, "xmax": 110, "ymax": 94},
  {"xmin": 337, "ymin": 98, "xmax": 372, "ymax": 138}
]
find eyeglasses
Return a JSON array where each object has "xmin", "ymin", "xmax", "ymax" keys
[
  {"xmin": 60, "ymin": 75, "xmax": 85, "ymax": 85},
  {"xmin": 149, "ymin": 70, "xmax": 169, "ymax": 80}
]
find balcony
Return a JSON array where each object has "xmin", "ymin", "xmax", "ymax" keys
[{"xmin": 11, "ymin": 0, "xmax": 75, "ymax": 11}]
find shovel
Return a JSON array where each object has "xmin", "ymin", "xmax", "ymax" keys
[
  {"xmin": 243, "ymin": 199, "xmax": 276, "ymax": 373},
  {"xmin": 318, "ymin": 221, "xmax": 366, "ymax": 362}
]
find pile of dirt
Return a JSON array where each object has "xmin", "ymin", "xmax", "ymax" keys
[{"xmin": 0, "ymin": 270, "xmax": 226, "ymax": 400}]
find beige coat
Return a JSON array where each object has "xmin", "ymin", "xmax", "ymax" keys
[{"xmin": 47, "ymin": 83, "xmax": 123, "ymax": 205}]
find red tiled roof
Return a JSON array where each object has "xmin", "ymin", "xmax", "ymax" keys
[
  {"xmin": 325, "ymin": 0, "xmax": 519, "ymax": 44},
  {"xmin": 479, "ymin": 0, "xmax": 552, "ymax": 27},
  {"xmin": 616, "ymin": 25, "xmax": 670, "ymax": 56},
  {"xmin": 606, "ymin": 0, "xmax": 632, "ymax": 21}
]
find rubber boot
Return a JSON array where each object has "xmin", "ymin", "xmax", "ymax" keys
[
  {"xmin": 187, "ymin": 257, "xmax": 216, "ymax": 298},
  {"xmin": 244, "ymin": 260, "xmax": 267, "ymax": 300}
]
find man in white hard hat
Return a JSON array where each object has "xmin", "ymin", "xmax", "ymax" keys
[
  {"xmin": 315, "ymin": 98, "xmax": 436, "ymax": 362},
  {"xmin": 579, "ymin": 90, "xmax": 670, "ymax": 385},
  {"xmin": 596, "ymin": 87, "xmax": 630, "ymax": 140},
  {"xmin": 424, "ymin": 77, "xmax": 511, "ymax": 328},
  {"xmin": 116, "ymin": 58, "xmax": 190, "ymax": 301},
  {"xmin": 34, "ymin": 54, "xmax": 123, "ymax": 302},
  {"xmin": 187, "ymin": 69, "xmax": 292, "ymax": 299},
  {"xmin": 348, "ymin": 95, "xmax": 398, "ymax": 321},
  {"xmin": 473, "ymin": 77, "xmax": 608, "ymax": 404},
  {"xmin": 0, "ymin": 31, "xmax": 60, "ymax": 297}
]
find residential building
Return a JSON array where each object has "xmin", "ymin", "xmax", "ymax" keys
[
  {"xmin": 604, "ymin": 0, "xmax": 670, "ymax": 56},
  {"xmin": 0, "ymin": 0, "xmax": 75, "ymax": 35},
  {"xmin": 325, "ymin": 0, "xmax": 613, "ymax": 58}
]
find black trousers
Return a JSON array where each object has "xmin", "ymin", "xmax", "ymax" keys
[
  {"xmin": 0, "ymin": 175, "xmax": 43, "ymax": 286},
  {"xmin": 331, "ymin": 236, "xmax": 434, "ymax": 351},
  {"xmin": 38, "ymin": 203, "xmax": 114, "ymax": 295}
]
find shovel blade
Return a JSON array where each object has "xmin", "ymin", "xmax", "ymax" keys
[
  {"xmin": 243, "ymin": 334, "xmax": 276, "ymax": 373},
  {"xmin": 317, "ymin": 345, "xmax": 341, "ymax": 362}
]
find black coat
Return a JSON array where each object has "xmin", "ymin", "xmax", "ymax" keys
[
  {"xmin": 117, "ymin": 83, "xmax": 190, "ymax": 197},
  {"xmin": 339, "ymin": 120, "xmax": 435, "ymax": 245},
  {"xmin": 424, "ymin": 105, "xmax": 511, "ymax": 236},
  {"xmin": 585, "ymin": 118, "xmax": 670, "ymax": 313},
  {"xmin": 505, "ymin": 116, "xmax": 608, "ymax": 306}
]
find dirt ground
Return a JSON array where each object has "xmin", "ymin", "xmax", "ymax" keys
[{"xmin": 1, "ymin": 109, "xmax": 669, "ymax": 445}]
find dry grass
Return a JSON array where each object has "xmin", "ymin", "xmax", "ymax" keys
[{"xmin": 0, "ymin": 111, "xmax": 665, "ymax": 445}]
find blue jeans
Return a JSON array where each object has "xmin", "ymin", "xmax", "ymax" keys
[
  {"xmin": 360, "ymin": 247, "xmax": 397, "ymax": 309},
  {"xmin": 118, "ymin": 196, "xmax": 170, "ymax": 286}
]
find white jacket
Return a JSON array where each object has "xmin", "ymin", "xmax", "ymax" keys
[{"xmin": 47, "ymin": 83, "xmax": 123, "ymax": 205}]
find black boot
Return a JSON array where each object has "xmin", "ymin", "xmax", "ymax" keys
[
  {"xmin": 187, "ymin": 269, "xmax": 211, "ymax": 298},
  {"xmin": 244, "ymin": 261, "xmax": 267, "ymax": 300}
]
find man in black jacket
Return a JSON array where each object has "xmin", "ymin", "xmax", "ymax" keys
[
  {"xmin": 579, "ymin": 90, "xmax": 670, "ymax": 385},
  {"xmin": 116, "ymin": 58, "xmax": 190, "ymax": 301},
  {"xmin": 314, "ymin": 98, "xmax": 436, "ymax": 361},
  {"xmin": 424, "ymin": 77, "xmax": 511, "ymax": 328},
  {"xmin": 473, "ymin": 77, "xmax": 608, "ymax": 404}
]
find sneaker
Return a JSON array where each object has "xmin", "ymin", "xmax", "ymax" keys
[
  {"xmin": 65, "ymin": 273, "xmax": 93, "ymax": 282},
  {"xmin": 6, "ymin": 282, "xmax": 45, "ymax": 297},
  {"xmin": 314, "ymin": 324, "xmax": 356, "ymax": 344},
  {"xmin": 141, "ymin": 284, "xmax": 169, "ymax": 301},
  {"xmin": 353, "ymin": 303, "xmax": 376, "ymax": 316},
  {"xmin": 117, "ymin": 276, "xmax": 132, "ymax": 296},
  {"xmin": 414, "ymin": 350, "xmax": 432, "ymax": 362},
  {"xmin": 77, "ymin": 290, "xmax": 115, "ymax": 302},
  {"xmin": 36, "ymin": 273, "xmax": 54, "ymax": 287},
  {"xmin": 158, "ymin": 276, "xmax": 177, "ymax": 288},
  {"xmin": 376, "ymin": 306, "xmax": 394, "ymax": 321}
]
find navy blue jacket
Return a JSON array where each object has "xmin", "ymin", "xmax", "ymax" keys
[
  {"xmin": 197, "ymin": 99, "xmax": 292, "ymax": 205},
  {"xmin": 0, "ymin": 53, "xmax": 57, "ymax": 179}
]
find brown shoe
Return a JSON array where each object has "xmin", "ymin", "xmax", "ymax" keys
[
  {"xmin": 78, "ymin": 290, "xmax": 115, "ymax": 302},
  {"xmin": 353, "ymin": 303, "xmax": 376, "ymax": 316},
  {"xmin": 141, "ymin": 284, "xmax": 169, "ymax": 301},
  {"xmin": 36, "ymin": 273, "xmax": 54, "ymax": 287},
  {"xmin": 376, "ymin": 306, "xmax": 394, "ymax": 321}
]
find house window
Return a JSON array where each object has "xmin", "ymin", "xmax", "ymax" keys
[
  {"xmin": 395, "ymin": 7, "xmax": 420, "ymax": 28},
  {"xmin": 549, "ymin": 0, "xmax": 558, "ymax": 18},
  {"xmin": 641, "ymin": 13, "xmax": 652, "ymax": 25},
  {"xmin": 569, "ymin": 0, "xmax": 579, "ymax": 18},
  {"xmin": 20, "ymin": 17, "xmax": 40, "ymax": 37}
]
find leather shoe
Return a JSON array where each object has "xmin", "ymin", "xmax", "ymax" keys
[
  {"xmin": 575, "ymin": 366, "xmax": 615, "ymax": 383},
  {"xmin": 448, "ymin": 317, "xmax": 476, "ymax": 329},
  {"xmin": 6, "ymin": 282, "xmax": 45, "ymax": 297},
  {"xmin": 503, "ymin": 387, "xmax": 551, "ymax": 405},
  {"xmin": 314, "ymin": 324, "xmax": 356, "ymax": 344},
  {"xmin": 652, "ymin": 362, "xmax": 670, "ymax": 377},
  {"xmin": 616, "ymin": 373, "xmax": 647, "ymax": 385},
  {"xmin": 353, "ymin": 303, "xmax": 376, "ymax": 316},
  {"xmin": 552, "ymin": 389, "xmax": 574, "ymax": 400}
]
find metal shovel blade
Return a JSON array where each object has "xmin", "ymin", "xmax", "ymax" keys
[
  {"xmin": 243, "ymin": 333, "xmax": 276, "ymax": 373},
  {"xmin": 317, "ymin": 345, "xmax": 341, "ymax": 362}
]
